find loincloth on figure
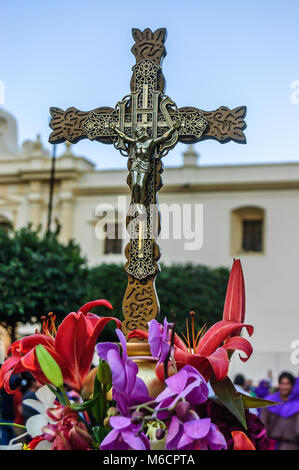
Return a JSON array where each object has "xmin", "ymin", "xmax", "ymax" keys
[{"xmin": 130, "ymin": 156, "xmax": 151, "ymax": 174}]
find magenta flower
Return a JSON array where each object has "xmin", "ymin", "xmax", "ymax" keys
[
  {"xmin": 196, "ymin": 398, "xmax": 276, "ymax": 450},
  {"xmin": 96, "ymin": 329, "xmax": 150, "ymax": 416},
  {"xmin": 155, "ymin": 365, "xmax": 209, "ymax": 410},
  {"xmin": 100, "ymin": 416, "xmax": 150, "ymax": 450},
  {"xmin": 148, "ymin": 318, "xmax": 173, "ymax": 365},
  {"xmin": 166, "ymin": 415, "xmax": 227, "ymax": 450},
  {"xmin": 42, "ymin": 406, "xmax": 92, "ymax": 450}
]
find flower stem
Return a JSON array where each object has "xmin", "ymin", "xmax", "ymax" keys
[
  {"xmin": 170, "ymin": 351, "xmax": 178, "ymax": 374},
  {"xmin": 164, "ymin": 312, "xmax": 176, "ymax": 381},
  {"xmin": 189, "ymin": 409, "xmax": 200, "ymax": 420},
  {"xmin": 136, "ymin": 404, "xmax": 155, "ymax": 414},
  {"xmin": 0, "ymin": 422, "xmax": 26, "ymax": 429},
  {"xmin": 59, "ymin": 386, "xmax": 71, "ymax": 406},
  {"xmin": 8, "ymin": 432, "xmax": 28, "ymax": 446},
  {"xmin": 102, "ymin": 384, "xmax": 107, "ymax": 424},
  {"xmin": 130, "ymin": 399, "xmax": 157, "ymax": 409}
]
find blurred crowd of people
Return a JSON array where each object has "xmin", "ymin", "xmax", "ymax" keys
[
  {"xmin": 0, "ymin": 372, "xmax": 41, "ymax": 445},
  {"xmin": 234, "ymin": 371, "xmax": 299, "ymax": 450}
]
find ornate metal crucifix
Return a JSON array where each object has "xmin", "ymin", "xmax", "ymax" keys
[{"xmin": 49, "ymin": 28, "xmax": 246, "ymax": 338}]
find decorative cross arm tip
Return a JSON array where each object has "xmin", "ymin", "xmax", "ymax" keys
[
  {"xmin": 49, "ymin": 106, "xmax": 116, "ymax": 144},
  {"xmin": 202, "ymin": 105, "xmax": 247, "ymax": 144}
]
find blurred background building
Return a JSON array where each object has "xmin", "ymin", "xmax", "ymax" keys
[{"xmin": 0, "ymin": 106, "xmax": 298, "ymax": 382}]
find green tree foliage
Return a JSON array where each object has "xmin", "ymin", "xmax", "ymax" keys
[
  {"xmin": 157, "ymin": 263, "xmax": 230, "ymax": 333},
  {"xmin": 85, "ymin": 263, "xmax": 230, "ymax": 339},
  {"xmin": 85, "ymin": 263, "xmax": 127, "ymax": 319},
  {"xmin": 0, "ymin": 225, "xmax": 88, "ymax": 338}
]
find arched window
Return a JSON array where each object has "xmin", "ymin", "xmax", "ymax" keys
[{"xmin": 231, "ymin": 206, "xmax": 265, "ymax": 255}]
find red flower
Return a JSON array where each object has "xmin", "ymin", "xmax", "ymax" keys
[
  {"xmin": 0, "ymin": 299, "xmax": 121, "ymax": 393},
  {"xmin": 231, "ymin": 431, "xmax": 255, "ymax": 450},
  {"xmin": 222, "ymin": 259, "xmax": 245, "ymax": 322},
  {"xmin": 27, "ymin": 436, "xmax": 46, "ymax": 450},
  {"xmin": 172, "ymin": 319, "xmax": 253, "ymax": 382},
  {"xmin": 129, "ymin": 259, "xmax": 253, "ymax": 382},
  {"xmin": 43, "ymin": 406, "xmax": 92, "ymax": 450}
]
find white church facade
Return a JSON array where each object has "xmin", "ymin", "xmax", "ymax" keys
[{"xmin": 0, "ymin": 107, "xmax": 299, "ymax": 384}]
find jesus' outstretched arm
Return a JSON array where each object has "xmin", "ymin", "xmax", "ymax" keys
[
  {"xmin": 111, "ymin": 123, "xmax": 136, "ymax": 144},
  {"xmin": 153, "ymin": 119, "xmax": 181, "ymax": 145}
]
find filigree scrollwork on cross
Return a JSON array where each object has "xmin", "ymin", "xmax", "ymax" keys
[
  {"xmin": 125, "ymin": 239, "xmax": 156, "ymax": 279},
  {"xmin": 179, "ymin": 110, "xmax": 208, "ymax": 139},
  {"xmin": 132, "ymin": 60, "xmax": 161, "ymax": 92},
  {"xmin": 83, "ymin": 111, "xmax": 118, "ymax": 140}
]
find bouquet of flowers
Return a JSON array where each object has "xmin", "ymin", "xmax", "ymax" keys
[{"xmin": 0, "ymin": 260, "xmax": 277, "ymax": 450}]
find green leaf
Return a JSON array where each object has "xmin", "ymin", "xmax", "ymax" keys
[
  {"xmin": 91, "ymin": 374, "xmax": 104, "ymax": 423},
  {"xmin": 94, "ymin": 371, "xmax": 101, "ymax": 396},
  {"xmin": 210, "ymin": 375, "xmax": 247, "ymax": 430},
  {"xmin": 209, "ymin": 395, "xmax": 224, "ymax": 407},
  {"xmin": 97, "ymin": 360, "xmax": 112, "ymax": 387},
  {"xmin": 46, "ymin": 383, "xmax": 58, "ymax": 395},
  {"xmin": 240, "ymin": 393, "xmax": 280, "ymax": 409},
  {"xmin": 46, "ymin": 383, "xmax": 64, "ymax": 403},
  {"xmin": 92, "ymin": 426, "xmax": 111, "ymax": 445},
  {"xmin": 36, "ymin": 344, "xmax": 64, "ymax": 389},
  {"xmin": 70, "ymin": 394, "xmax": 100, "ymax": 411}
]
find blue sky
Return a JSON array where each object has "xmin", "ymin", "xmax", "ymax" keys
[{"xmin": 1, "ymin": 0, "xmax": 299, "ymax": 169}]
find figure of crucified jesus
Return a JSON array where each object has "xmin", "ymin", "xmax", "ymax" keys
[{"xmin": 111, "ymin": 120, "xmax": 181, "ymax": 214}]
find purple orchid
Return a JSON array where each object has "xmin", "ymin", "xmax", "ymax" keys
[
  {"xmin": 100, "ymin": 416, "xmax": 150, "ymax": 450},
  {"xmin": 148, "ymin": 318, "xmax": 173, "ymax": 365},
  {"xmin": 96, "ymin": 329, "xmax": 150, "ymax": 416},
  {"xmin": 166, "ymin": 415, "xmax": 227, "ymax": 450},
  {"xmin": 155, "ymin": 365, "xmax": 209, "ymax": 410}
]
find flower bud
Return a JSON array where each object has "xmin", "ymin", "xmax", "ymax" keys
[
  {"xmin": 175, "ymin": 400, "xmax": 191, "ymax": 420},
  {"xmin": 97, "ymin": 360, "xmax": 112, "ymax": 386},
  {"xmin": 156, "ymin": 428, "xmax": 165, "ymax": 440},
  {"xmin": 35, "ymin": 344, "xmax": 64, "ymax": 389},
  {"xmin": 69, "ymin": 424, "xmax": 92, "ymax": 450},
  {"xmin": 131, "ymin": 410, "xmax": 144, "ymax": 425},
  {"xmin": 104, "ymin": 407, "xmax": 120, "ymax": 427},
  {"xmin": 107, "ymin": 407, "xmax": 119, "ymax": 417}
]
